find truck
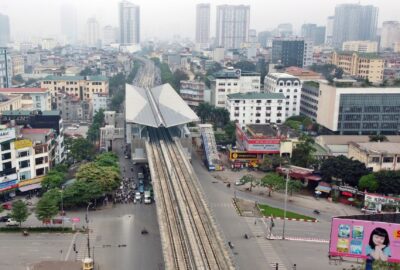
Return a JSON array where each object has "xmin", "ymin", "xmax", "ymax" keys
[{"xmin": 144, "ymin": 191, "xmax": 151, "ymax": 204}]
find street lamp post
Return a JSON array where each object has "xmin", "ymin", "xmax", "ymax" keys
[
  {"xmin": 282, "ymin": 169, "xmax": 289, "ymax": 240},
  {"xmin": 86, "ymin": 202, "xmax": 92, "ymax": 258}
]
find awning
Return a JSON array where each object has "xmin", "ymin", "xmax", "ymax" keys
[
  {"xmin": 18, "ymin": 183, "xmax": 41, "ymax": 192},
  {"xmin": 315, "ymin": 185, "xmax": 332, "ymax": 193},
  {"xmin": 305, "ymin": 175, "xmax": 322, "ymax": 181}
]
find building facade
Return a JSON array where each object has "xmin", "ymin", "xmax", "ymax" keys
[
  {"xmin": 0, "ymin": 48, "xmax": 11, "ymax": 88},
  {"xmin": 180, "ymin": 80, "xmax": 206, "ymax": 108},
  {"xmin": 103, "ymin": 25, "xmax": 118, "ymax": 46},
  {"xmin": 380, "ymin": 21, "xmax": 400, "ymax": 50},
  {"xmin": 210, "ymin": 68, "xmax": 260, "ymax": 107},
  {"xmin": 11, "ymin": 54, "xmax": 25, "ymax": 76},
  {"xmin": 0, "ymin": 93, "xmax": 22, "ymax": 112},
  {"xmin": 342, "ymin": 41, "xmax": 378, "ymax": 53},
  {"xmin": 264, "ymin": 73, "xmax": 302, "ymax": 118},
  {"xmin": 60, "ymin": 4, "xmax": 78, "ymax": 45},
  {"xmin": 332, "ymin": 4, "xmax": 379, "ymax": 48},
  {"xmin": 348, "ymin": 142, "xmax": 400, "ymax": 172},
  {"xmin": 0, "ymin": 88, "xmax": 51, "ymax": 111},
  {"xmin": 195, "ymin": 4, "xmax": 210, "ymax": 48},
  {"xmin": 301, "ymin": 82, "xmax": 400, "ymax": 135},
  {"xmin": 86, "ymin": 17, "xmax": 100, "ymax": 47},
  {"xmin": 216, "ymin": 5, "xmax": 250, "ymax": 49},
  {"xmin": 93, "ymin": 93, "xmax": 109, "ymax": 113},
  {"xmin": 330, "ymin": 51, "xmax": 384, "ymax": 84},
  {"xmin": 226, "ymin": 92, "xmax": 286, "ymax": 125},
  {"xmin": 119, "ymin": 1, "xmax": 140, "ymax": 45},
  {"xmin": 301, "ymin": 24, "xmax": 326, "ymax": 46},
  {"xmin": 41, "ymin": 75, "xmax": 109, "ymax": 102},
  {"xmin": 0, "ymin": 14, "xmax": 10, "ymax": 47},
  {"xmin": 272, "ymin": 38, "xmax": 307, "ymax": 68}
]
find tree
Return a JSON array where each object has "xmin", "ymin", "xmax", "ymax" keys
[
  {"xmin": 36, "ymin": 193, "xmax": 59, "ymax": 224},
  {"xmin": 69, "ymin": 138, "xmax": 95, "ymax": 162},
  {"xmin": 63, "ymin": 180, "xmax": 104, "ymax": 207},
  {"xmin": 172, "ymin": 69, "xmax": 189, "ymax": 91},
  {"xmin": 95, "ymin": 152, "xmax": 119, "ymax": 167},
  {"xmin": 11, "ymin": 200, "xmax": 29, "ymax": 227},
  {"xmin": 260, "ymin": 155, "xmax": 286, "ymax": 171},
  {"xmin": 374, "ymin": 171, "xmax": 400, "ymax": 195},
  {"xmin": 223, "ymin": 121, "xmax": 237, "ymax": 144},
  {"xmin": 213, "ymin": 107, "xmax": 230, "ymax": 128},
  {"xmin": 87, "ymin": 109, "xmax": 105, "ymax": 142},
  {"xmin": 320, "ymin": 155, "xmax": 369, "ymax": 186},
  {"xmin": 358, "ymin": 174, "xmax": 379, "ymax": 192},
  {"xmin": 76, "ymin": 162, "xmax": 120, "ymax": 193},
  {"xmin": 233, "ymin": 61, "xmax": 256, "ymax": 72},
  {"xmin": 196, "ymin": 103, "xmax": 213, "ymax": 123},
  {"xmin": 41, "ymin": 170, "xmax": 65, "ymax": 191},
  {"xmin": 287, "ymin": 180, "xmax": 303, "ymax": 196},
  {"xmin": 240, "ymin": 174, "xmax": 257, "ymax": 191},
  {"xmin": 260, "ymin": 173, "xmax": 285, "ymax": 196},
  {"xmin": 369, "ymin": 134, "xmax": 388, "ymax": 142},
  {"xmin": 291, "ymin": 135, "xmax": 317, "ymax": 168}
]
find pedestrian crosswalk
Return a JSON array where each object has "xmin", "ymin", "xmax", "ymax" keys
[
  {"xmin": 245, "ymin": 217, "xmax": 288, "ymax": 270},
  {"xmin": 209, "ymin": 202, "xmax": 234, "ymax": 208}
]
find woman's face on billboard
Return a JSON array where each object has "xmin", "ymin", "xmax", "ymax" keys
[{"xmin": 373, "ymin": 234, "xmax": 385, "ymax": 246}]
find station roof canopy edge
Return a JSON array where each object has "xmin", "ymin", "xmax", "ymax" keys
[{"xmin": 125, "ymin": 83, "xmax": 199, "ymax": 128}]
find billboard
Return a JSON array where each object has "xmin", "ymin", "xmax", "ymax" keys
[
  {"xmin": 14, "ymin": 139, "xmax": 33, "ymax": 150},
  {"xmin": 329, "ymin": 217, "xmax": 400, "ymax": 264},
  {"xmin": 229, "ymin": 151, "xmax": 258, "ymax": 160}
]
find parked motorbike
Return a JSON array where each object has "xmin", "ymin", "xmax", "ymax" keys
[{"xmin": 141, "ymin": 228, "xmax": 148, "ymax": 235}]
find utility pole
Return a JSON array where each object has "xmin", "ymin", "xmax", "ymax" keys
[
  {"xmin": 282, "ymin": 169, "xmax": 289, "ymax": 240},
  {"xmin": 86, "ymin": 202, "xmax": 92, "ymax": 258}
]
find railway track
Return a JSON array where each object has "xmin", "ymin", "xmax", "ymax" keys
[{"xmin": 146, "ymin": 127, "xmax": 235, "ymax": 270}]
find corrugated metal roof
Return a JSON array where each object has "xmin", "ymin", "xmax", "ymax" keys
[{"xmin": 125, "ymin": 83, "xmax": 199, "ymax": 128}]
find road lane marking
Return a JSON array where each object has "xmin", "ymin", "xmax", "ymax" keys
[{"xmin": 65, "ymin": 232, "xmax": 78, "ymax": 261}]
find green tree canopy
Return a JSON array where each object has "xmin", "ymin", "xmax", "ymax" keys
[
  {"xmin": 233, "ymin": 61, "xmax": 256, "ymax": 72},
  {"xmin": 320, "ymin": 155, "xmax": 369, "ymax": 186},
  {"xmin": 260, "ymin": 155, "xmax": 286, "ymax": 172},
  {"xmin": 240, "ymin": 174, "xmax": 257, "ymax": 191},
  {"xmin": 63, "ymin": 181, "xmax": 104, "ymax": 207},
  {"xmin": 76, "ymin": 162, "xmax": 120, "ymax": 193},
  {"xmin": 374, "ymin": 171, "xmax": 400, "ymax": 195},
  {"xmin": 36, "ymin": 191, "xmax": 60, "ymax": 223},
  {"xmin": 69, "ymin": 138, "xmax": 95, "ymax": 162},
  {"xmin": 291, "ymin": 135, "xmax": 317, "ymax": 168},
  {"xmin": 260, "ymin": 173, "xmax": 285, "ymax": 196},
  {"xmin": 95, "ymin": 152, "xmax": 119, "ymax": 167},
  {"xmin": 369, "ymin": 134, "xmax": 388, "ymax": 142},
  {"xmin": 287, "ymin": 180, "xmax": 303, "ymax": 196},
  {"xmin": 11, "ymin": 200, "xmax": 30, "ymax": 227},
  {"xmin": 87, "ymin": 109, "xmax": 105, "ymax": 142},
  {"xmin": 41, "ymin": 170, "xmax": 66, "ymax": 191},
  {"xmin": 172, "ymin": 69, "xmax": 189, "ymax": 91},
  {"xmin": 358, "ymin": 174, "xmax": 379, "ymax": 192}
]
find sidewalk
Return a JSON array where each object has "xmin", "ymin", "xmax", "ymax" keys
[{"xmin": 209, "ymin": 158, "xmax": 360, "ymax": 217}]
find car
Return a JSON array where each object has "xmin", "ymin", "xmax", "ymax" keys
[
  {"xmin": 135, "ymin": 192, "xmax": 141, "ymax": 201},
  {"xmin": 2, "ymin": 202, "xmax": 12, "ymax": 210},
  {"xmin": 361, "ymin": 208, "xmax": 378, "ymax": 214},
  {"xmin": 6, "ymin": 218, "xmax": 18, "ymax": 227},
  {"xmin": 235, "ymin": 180, "xmax": 245, "ymax": 186},
  {"xmin": 0, "ymin": 215, "xmax": 10, "ymax": 222}
]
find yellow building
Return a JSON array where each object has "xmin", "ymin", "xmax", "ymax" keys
[
  {"xmin": 41, "ymin": 75, "xmax": 109, "ymax": 101},
  {"xmin": 11, "ymin": 54, "xmax": 25, "ymax": 76},
  {"xmin": 348, "ymin": 142, "xmax": 400, "ymax": 172},
  {"xmin": 342, "ymin": 41, "xmax": 378, "ymax": 53},
  {"xmin": 331, "ymin": 51, "xmax": 384, "ymax": 84},
  {"xmin": 0, "ymin": 93, "xmax": 22, "ymax": 112}
]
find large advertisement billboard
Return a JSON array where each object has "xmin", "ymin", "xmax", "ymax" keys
[{"xmin": 329, "ymin": 217, "xmax": 400, "ymax": 264}]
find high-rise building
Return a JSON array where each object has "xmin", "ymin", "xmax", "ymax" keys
[
  {"xmin": 301, "ymin": 24, "xmax": 326, "ymax": 46},
  {"xmin": 119, "ymin": 1, "xmax": 140, "ymax": 45},
  {"xmin": 0, "ymin": 14, "xmax": 10, "ymax": 47},
  {"xmin": 258, "ymin": 31, "xmax": 272, "ymax": 48},
  {"xmin": 86, "ymin": 18, "xmax": 100, "ymax": 47},
  {"xmin": 216, "ymin": 5, "xmax": 250, "ymax": 49},
  {"xmin": 325, "ymin": 16, "xmax": 334, "ymax": 46},
  {"xmin": 272, "ymin": 38, "xmax": 307, "ymax": 68},
  {"xmin": 332, "ymin": 4, "xmax": 378, "ymax": 48},
  {"xmin": 103, "ymin": 25, "xmax": 118, "ymax": 46},
  {"xmin": 60, "ymin": 4, "xmax": 78, "ymax": 45},
  {"xmin": 380, "ymin": 21, "xmax": 400, "ymax": 50},
  {"xmin": 276, "ymin": 23, "xmax": 293, "ymax": 38},
  {"xmin": 0, "ymin": 48, "xmax": 12, "ymax": 88},
  {"xmin": 195, "ymin": 4, "xmax": 210, "ymax": 47}
]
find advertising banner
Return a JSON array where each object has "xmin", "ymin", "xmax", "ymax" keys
[
  {"xmin": 245, "ymin": 143, "xmax": 280, "ymax": 153},
  {"xmin": 14, "ymin": 139, "xmax": 33, "ymax": 150},
  {"xmin": 229, "ymin": 151, "xmax": 258, "ymax": 160},
  {"xmin": 329, "ymin": 217, "xmax": 400, "ymax": 264}
]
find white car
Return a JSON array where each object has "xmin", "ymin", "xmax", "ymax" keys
[
  {"xmin": 235, "ymin": 180, "xmax": 245, "ymax": 186},
  {"xmin": 6, "ymin": 218, "xmax": 18, "ymax": 227},
  {"xmin": 135, "ymin": 192, "xmax": 142, "ymax": 201}
]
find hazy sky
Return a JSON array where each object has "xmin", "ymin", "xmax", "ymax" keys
[{"xmin": 1, "ymin": 0, "xmax": 398, "ymax": 41}]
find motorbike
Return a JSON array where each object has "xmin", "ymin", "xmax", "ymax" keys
[
  {"xmin": 22, "ymin": 230, "xmax": 29, "ymax": 236},
  {"xmin": 228, "ymin": 241, "xmax": 234, "ymax": 249},
  {"xmin": 244, "ymin": 234, "xmax": 248, "ymax": 239},
  {"xmin": 313, "ymin": 209, "xmax": 321, "ymax": 215},
  {"xmin": 141, "ymin": 228, "xmax": 148, "ymax": 235}
]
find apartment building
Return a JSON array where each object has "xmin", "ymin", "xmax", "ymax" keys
[
  {"xmin": 330, "ymin": 51, "xmax": 384, "ymax": 84},
  {"xmin": 342, "ymin": 41, "xmax": 378, "ymax": 53},
  {"xmin": 210, "ymin": 68, "xmax": 260, "ymax": 107},
  {"xmin": 264, "ymin": 73, "xmax": 302, "ymax": 118},
  {"xmin": 0, "ymin": 93, "xmax": 22, "ymax": 112},
  {"xmin": 0, "ymin": 88, "xmax": 51, "ymax": 111},
  {"xmin": 348, "ymin": 142, "xmax": 400, "ymax": 172},
  {"xmin": 11, "ymin": 54, "xmax": 25, "ymax": 76},
  {"xmin": 41, "ymin": 75, "xmax": 109, "ymax": 101},
  {"xmin": 180, "ymin": 80, "xmax": 206, "ymax": 108},
  {"xmin": 226, "ymin": 92, "xmax": 286, "ymax": 125},
  {"xmin": 93, "ymin": 93, "xmax": 109, "ymax": 113},
  {"xmin": 300, "ymin": 81, "xmax": 400, "ymax": 135}
]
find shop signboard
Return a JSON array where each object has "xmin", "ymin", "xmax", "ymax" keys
[
  {"xmin": 245, "ymin": 143, "xmax": 280, "ymax": 153},
  {"xmin": 0, "ymin": 128, "xmax": 16, "ymax": 144},
  {"xmin": 229, "ymin": 151, "xmax": 258, "ymax": 161},
  {"xmin": 364, "ymin": 193, "xmax": 400, "ymax": 208},
  {"xmin": 0, "ymin": 179, "xmax": 18, "ymax": 192},
  {"xmin": 329, "ymin": 216, "xmax": 400, "ymax": 264},
  {"xmin": 14, "ymin": 139, "xmax": 33, "ymax": 150}
]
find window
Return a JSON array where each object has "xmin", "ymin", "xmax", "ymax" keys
[
  {"xmin": 397, "ymin": 157, "xmax": 400, "ymax": 163},
  {"xmin": 277, "ymin": 106, "xmax": 282, "ymax": 110},
  {"xmin": 256, "ymin": 107, "xmax": 261, "ymax": 110},
  {"xmin": 19, "ymin": 160, "xmax": 30, "ymax": 168},
  {"xmin": 383, "ymin": 157, "xmax": 393, "ymax": 163},
  {"xmin": 18, "ymin": 151, "xmax": 29, "ymax": 158},
  {"xmin": 371, "ymin": 157, "xmax": 380, "ymax": 163},
  {"xmin": 234, "ymin": 107, "xmax": 239, "ymax": 110},
  {"xmin": 1, "ymin": 142, "xmax": 10, "ymax": 151},
  {"xmin": 2, "ymin": 152, "xmax": 11, "ymax": 160},
  {"xmin": 266, "ymin": 107, "xmax": 271, "ymax": 110}
]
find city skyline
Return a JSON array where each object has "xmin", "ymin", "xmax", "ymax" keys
[{"xmin": 0, "ymin": 0, "xmax": 399, "ymax": 42}]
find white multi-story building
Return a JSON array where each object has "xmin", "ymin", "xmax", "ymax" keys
[
  {"xmin": 303, "ymin": 40, "xmax": 314, "ymax": 67},
  {"xmin": 0, "ymin": 88, "xmax": 52, "ymax": 111},
  {"xmin": 342, "ymin": 41, "xmax": 378, "ymax": 53},
  {"xmin": 86, "ymin": 17, "xmax": 100, "ymax": 47},
  {"xmin": 119, "ymin": 1, "xmax": 140, "ymax": 45},
  {"xmin": 264, "ymin": 73, "xmax": 302, "ymax": 118},
  {"xmin": 226, "ymin": 92, "xmax": 286, "ymax": 125},
  {"xmin": 380, "ymin": 21, "xmax": 400, "ymax": 50},
  {"xmin": 195, "ymin": 3, "xmax": 210, "ymax": 48},
  {"xmin": 180, "ymin": 80, "xmax": 206, "ymax": 108},
  {"xmin": 93, "ymin": 92, "xmax": 109, "ymax": 113},
  {"xmin": 216, "ymin": 5, "xmax": 250, "ymax": 49},
  {"xmin": 210, "ymin": 68, "xmax": 260, "ymax": 107}
]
